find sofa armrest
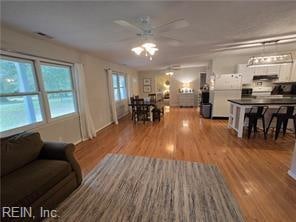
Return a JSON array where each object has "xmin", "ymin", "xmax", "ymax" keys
[{"xmin": 40, "ymin": 142, "xmax": 82, "ymax": 185}]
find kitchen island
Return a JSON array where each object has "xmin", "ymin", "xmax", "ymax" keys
[{"xmin": 228, "ymin": 98, "xmax": 296, "ymax": 138}]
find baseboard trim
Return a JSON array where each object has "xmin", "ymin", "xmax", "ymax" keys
[
  {"xmin": 95, "ymin": 122, "xmax": 113, "ymax": 134},
  {"xmin": 117, "ymin": 112, "xmax": 130, "ymax": 120},
  {"xmin": 74, "ymin": 122, "xmax": 113, "ymax": 145},
  {"xmin": 288, "ymin": 170, "xmax": 296, "ymax": 180},
  {"xmin": 74, "ymin": 139, "xmax": 82, "ymax": 145}
]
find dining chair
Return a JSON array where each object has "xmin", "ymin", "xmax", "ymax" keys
[
  {"xmin": 134, "ymin": 99, "xmax": 149, "ymax": 124},
  {"xmin": 130, "ymin": 97, "xmax": 136, "ymax": 120},
  {"xmin": 148, "ymin": 93, "xmax": 157, "ymax": 104}
]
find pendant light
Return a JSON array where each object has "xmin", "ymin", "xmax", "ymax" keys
[{"xmin": 247, "ymin": 41, "xmax": 293, "ymax": 67}]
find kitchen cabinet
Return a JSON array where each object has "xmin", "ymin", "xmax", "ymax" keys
[
  {"xmin": 267, "ymin": 65, "xmax": 280, "ymax": 75},
  {"xmin": 255, "ymin": 66, "xmax": 268, "ymax": 75},
  {"xmin": 288, "ymin": 143, "xmax": 296, "ymax": 180},
  {"xmin": 278, "ymin": 64, "xmax": 292, "ymax": 82},
  {"xmin": 238, "ymin": 63, "xmax": 292, "ymax": 83},
  {"xmin": 178, "ymin": 93, "xmax": 196, "ymax": 107},
  {"xmin": 237, "ymin": 64, "xmax": 254, "ymax": 84},
  {"xmin": 291, "ymin": 63, "xmax": 296, "ymax": 81}
]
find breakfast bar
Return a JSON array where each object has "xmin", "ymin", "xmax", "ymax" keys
[{"xmin": 228, "ymin": 98, "xmax": 296, "ymax": 138}]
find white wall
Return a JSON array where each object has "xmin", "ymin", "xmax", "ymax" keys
[
  {"xmin": 212, "ymin": 55, "xmax": 249, "ymax": 75},
  {"xmin": 138, "ymin": 71, "xmax": 158, "ymax": 98},
  {"xmin": 1, "ymin": 25, "xmax": 139, "ymax": 143},
  {"xmin": 170, "ymin": 67, "xmax": 207, "ymax": 106}
]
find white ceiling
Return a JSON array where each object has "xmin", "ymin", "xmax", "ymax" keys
[{"xmin": 1, "ymin": 1, "xmax": 296, "ymax": 70}]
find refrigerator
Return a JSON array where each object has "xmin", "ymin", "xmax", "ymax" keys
[{"xmin": 210, "ymin": 74, "xmax": 242, "ymax": 118}]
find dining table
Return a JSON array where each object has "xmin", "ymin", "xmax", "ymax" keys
[{"xmin": 128, "ymin": 100, "xmax": 163, "ymax": 122}]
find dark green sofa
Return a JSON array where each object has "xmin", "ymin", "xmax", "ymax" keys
[{"xmin": 1, "ymin": 132, "xmax": 82, "ymax": 221}]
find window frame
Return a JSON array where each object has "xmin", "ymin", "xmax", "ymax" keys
[
  {"xmin": 112, "ymin": 72, "xmax": 127, "ymax": 102},
  {"xmin": 0, "ymin": 51, "xmax": 78, "ymax": 137},
  {"xmin": 38, "ymin": 61, "xmax": 78, "ymax": 121}
]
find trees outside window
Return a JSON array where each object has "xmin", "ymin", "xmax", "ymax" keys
[{"xmin": 0, "ymin": 54, "xmax": 77, "ymax": 135}]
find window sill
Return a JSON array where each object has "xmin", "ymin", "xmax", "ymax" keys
[{"xmin": 0, "ymin": 113, "xmax": 79, "ymax": 138}]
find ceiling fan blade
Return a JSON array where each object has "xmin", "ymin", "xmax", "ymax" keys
[
  {"xmin": 154, "ymin": 19, "xmax": 189, "ymax": 33},
  {"xmin": 116, "ymin": 36, "xmax": 138, "ymax": 43},
  {"xmin": 156, "ymin": 36, "xmax": 182, "ymax": 47},
  {"xmin": 114, "ymin": 20, "xmax": 143, "ymax": 33}
]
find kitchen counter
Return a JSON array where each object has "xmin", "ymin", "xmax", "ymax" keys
[
  {"xmin": 228, "ymin": 98, "xmax": 296, "ymax": 106},
  {"xmin": 289, "ymin": 143, "xmax": 296, "ymax": 180},
  {"xmin": 227, "ymin": 98, "xmax": 296, "ymax": 138}
]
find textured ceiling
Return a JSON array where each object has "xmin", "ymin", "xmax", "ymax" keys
[{"xmin": 1, "ymin": 1, "xmax": 296, "ymax": 70}]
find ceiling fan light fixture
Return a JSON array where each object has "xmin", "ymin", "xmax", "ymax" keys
[
  {"xmin": 131, "ymin": 42, "xmax": 158, "ymax": 59},
  {"xmin": 146, "ymin": 47, "xmax": 158, "ymax": 55},
  {"xmin": 131, "ymin": 47, "xmax": 144, "ymax": 55},
  {"xmin": 166, "ymin": 71, "xmax": 174, "ymax": 76},
  {"xmin": 142, "ymin": 42, "xmax": 156, "ymax": 49}
]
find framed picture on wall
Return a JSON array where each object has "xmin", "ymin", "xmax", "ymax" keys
[
  {"xmin": 143, "ymin": 78, "xmax": 152, "ymax": 85},
  {"xmin": 143, "ymin": 85, "xmax": 152, "ymax": 93}
]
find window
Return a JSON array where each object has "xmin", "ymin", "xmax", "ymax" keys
[
  {"xmin": 0, "ymin": 53, "xmax": 77, "ymax": 135},
  {"xmin": 112, "ymin": 73, "xmax": 127, "ymax": 101},
  {"xmin": 40, "ymin": 63, "xmax": 76, "ymax": 118},
  {"xmin": 0, "ymin": 57, "xmax": 43, "ymax": 132}
]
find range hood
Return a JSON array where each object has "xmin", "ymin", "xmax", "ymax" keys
[{"xmin": 253, "ymin": 74, "xmax": 279, "ymax": 81}]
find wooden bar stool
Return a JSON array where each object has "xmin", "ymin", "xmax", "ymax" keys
[{"xmin": 244, "ymin": 106, "xmax": 268, "ymax": 139}]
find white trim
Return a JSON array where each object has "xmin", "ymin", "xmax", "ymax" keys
[
  {"xmin": 0, "ymin": 51, "xmax": 79, "ymax": 137},
  {"xmin": 288, "ymin": 170, "xmax": 296, "ymax": 180},
  {"xmin": 0, "ymin": 121, "xmax": 45, "ymax": 138},
  {"xmin": 0, "ymin": 50, "xmax": 73, "ymax": 66},
  {"xmin": 74, "ymin": 139, "xmax": 83, "ymax": 145},
  {"xmin": 74, "ymin": 121, "xmax": 113, "ymax": 145},
  {"xmin": 117, "ymin": 111, "xmax": 129, "ymax": 120},
  {"xmin": 0, "ymin": 114, "xmax": 80, "ymax": 138},
  {"xmin": 95, "ymin": 121, "xmax": 113, "ymax": 134}
]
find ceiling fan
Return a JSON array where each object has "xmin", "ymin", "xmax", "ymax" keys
[
  {"xmin": 164, "ymin": 65, "xmax": 181, "ymax": 75},
  {"xmin": 114, "ymin": 16, "xmax": 189, "ymax": 60}
]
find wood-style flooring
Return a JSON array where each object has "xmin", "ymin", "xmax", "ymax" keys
[{"xmin": 75, "ymin": 107, "xmax": 296, "ymax": 222}]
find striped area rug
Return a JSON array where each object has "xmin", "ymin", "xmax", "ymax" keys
[{"xmin": 48, "ymin": 154, "xmax": 244, "ymax": 222}]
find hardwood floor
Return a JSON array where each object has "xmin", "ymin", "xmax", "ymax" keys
[{"xmin": 75, "ymin": 107, "xmax": 296, "ymax": 222}]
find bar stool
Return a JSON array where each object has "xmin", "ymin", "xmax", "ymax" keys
[
  {"xmin": 244, "ymin": 106, "xmax": 268, "ymax": 139},
  {"xmin": 266, "ymin": 106, "xmax": 296, "ymax": 140}
]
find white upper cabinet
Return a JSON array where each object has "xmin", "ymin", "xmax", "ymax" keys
[
  {"xmin": 254, "ymin": 66, "xmax": 268, "ymax": 75},
  {"xmin": 237, "ymin": 64, "xmax": 253, "ymax": 84},
  {"xmin": 278, "ymin": 64, "xmax": 292, "ymax": 82},
  {"xmin": 237, "ymin": 63, "xmax": 292, "ymax": 83},
  {"xmin": 290, "ymin": 63, "xmax": 296, "ymax": 81},
  {"xmin": 267, "ymin": 65, "xmax": 280, "ymax": 75}
]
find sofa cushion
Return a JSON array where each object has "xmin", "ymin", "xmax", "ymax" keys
[
  {"xmin": 1, "ymin": 159, "xmax": 71, "ymax": 207},
  {"xmin": 1, "ymin": 132, "xmax": 44, "ymax": 176}
]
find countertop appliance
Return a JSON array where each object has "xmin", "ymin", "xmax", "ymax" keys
[
  {"xmin": 241, "ymin": 88, "xmax": 253, "ymax": 98},
  {"xmin": 211, "ymin": 74, "xmax": 242, "ymax": 118}
]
